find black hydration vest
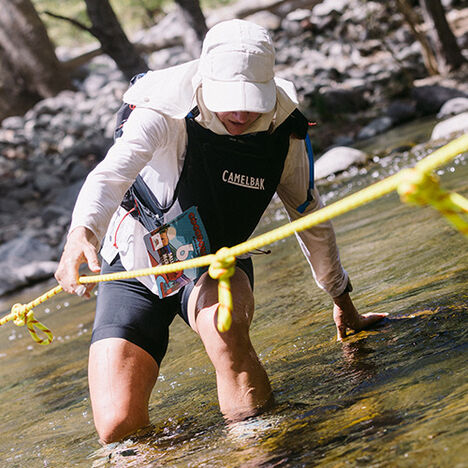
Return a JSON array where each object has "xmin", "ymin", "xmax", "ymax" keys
[{"xmin": 120, "ymin": 107, "xmax": 310, "ymax": 253}]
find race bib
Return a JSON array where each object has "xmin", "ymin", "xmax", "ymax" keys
[{"xmin": 143, "ymin": 206, "xmax": 210, "ymax": 298}]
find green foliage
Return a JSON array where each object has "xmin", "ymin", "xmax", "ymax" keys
[
  {"xmin": 32, "ymin": 0, "xmax": 168, "ymax": 47},
  {"xmin": 33, "ymin": 0, "xmax": 92, "ymax": 46},
  {"xmin": 32, "ymin": 0, "xmax": 235, "ymax": 48},
  {"xmin": 201, "ymin": 0, "xmax": 233, "ymax": 10}
]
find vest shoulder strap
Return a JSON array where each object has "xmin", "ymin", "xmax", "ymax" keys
[
  {"xmin": 286, "ymin": 109, "xmax": 315, "ymax": 213},
  {"xmin": 114, "ymin": 72, "xmax": 147, "ymax": 140},
  {"xmin": 186, "ymin": 106, "xmax": 200, "ymax": 119},
  {"xmin": 288, "ymin": 108, "xmax": 309, "ymax": 139}
]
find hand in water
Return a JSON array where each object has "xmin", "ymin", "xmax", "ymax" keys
[
  {"xmin": 333, "ymin": 292, "xmax": 388, "ymax": 341},
  {"xmin": 55, "ymin": 226, "xmax": 101, "ymax": 298}
]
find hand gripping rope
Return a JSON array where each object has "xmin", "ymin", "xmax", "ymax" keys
[{"xmin": 1, "ymin": 134, "xmax": 467, "ymax": 344}]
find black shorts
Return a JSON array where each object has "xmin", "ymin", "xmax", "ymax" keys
[{"xmin": 92, "ymin": 254, "xmax": 253, "ymax": 366}]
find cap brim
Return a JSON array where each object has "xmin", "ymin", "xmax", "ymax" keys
[{"xmin": 202, "ymin": 78, "xmax": 276, "ymax": 113}]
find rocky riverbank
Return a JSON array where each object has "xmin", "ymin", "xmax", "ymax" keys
[{"xmin": 0, "ymin": 0, "xmax": 467, "ymax": 296}]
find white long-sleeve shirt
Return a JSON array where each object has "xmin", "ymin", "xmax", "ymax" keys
[{"xmin": 69, "ymin": 62, "xmax": 349, "ymax": 297}]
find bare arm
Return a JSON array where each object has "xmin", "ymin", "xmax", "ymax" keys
[
  {"xmin": 278, "ymin": 138, "xmax": 387, "ymax": 339},
  {"xmin": 277, "ymin": 139, "xmax": 348, "ymax": 297},
  {"xmin": 56, "ymin": 108, "xmax": 171, "ymax": 296}
]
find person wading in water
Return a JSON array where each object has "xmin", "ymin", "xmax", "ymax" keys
[{"xmin": 55, "ymin": 19, "xmax": 387, "ymax": 443}]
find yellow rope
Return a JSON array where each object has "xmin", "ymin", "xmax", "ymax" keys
[
  {"xmin": 208, "ymin": 248, "xmax": 236, "ymax": 332},
  {"xmin": 397, "ymin": 168, "xmax": 468, "ymax": 235},
  {"xmin": 2, "ymin": 133, "xmax": 467, "ymax": 343},
  {"xmin": 0, "ymin": 284, "xmax": 61, "ymax": 344}
]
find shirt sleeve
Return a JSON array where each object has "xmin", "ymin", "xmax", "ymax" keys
[
  {"xmin": 69, "ymin": 107, "xmax": 170, "ymax": 244},
  {"xmin": 276, "ymin": 138, "xmax": 350, "ymax": 298}
]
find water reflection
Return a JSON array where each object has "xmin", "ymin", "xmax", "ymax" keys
[
  {"xmin": 0, "ymin": 123, "xmax": 466, "ymax": 466},
  {"xmin": 94, "ymin": 301, "xmax": 467, "ymax": 466},
  {"xmin": 338, "ymin": 340, "xmax": 379, "ymax": 388}
]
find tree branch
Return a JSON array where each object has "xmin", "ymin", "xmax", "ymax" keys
[
  {"xmin": 42, "ymin": 10, "xmax": 92, "ymax": 34},
  {"xmin": 62, "ymin": 47, "xmax": 103, "ymax": 72},
  {"xmin": 395, "ymin": 0, "xmax": 439, "ymax": 75}
]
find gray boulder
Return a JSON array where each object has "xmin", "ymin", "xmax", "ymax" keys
[
  {"xmin": 412, "ymin": 85, "xmax": 467, "ymax": 115},
  {"xmin": 0, "ymin": 235, "xmax": 58, "ymax": 295},
  {"xmin": 430, "ymin": 112, "xmax": 468, "ymax": 141},
  {"xmin": 357, "ymin": 116, "xmax": 393, "ymax": 140},
  {"xmin": 0, "ymin": 235, "xmax": 56, "ymax": 267},
  {"xmin": 314, "ymin": 146, "xmax": 368, "ymax": 180},
  {"xmin": 386, "ymin": 100, "xmax": 417, "ymax": 123},
  {"xmin": 437, "ymin": 97, "xmax": 468, "ymax": 119},
  {"xmin": 315, "ymin": 86, "xmax": 369, "ymax": 116},
  {"xmin": 0, "ymin": 261, "xmax": 58, "ymax": 296}
]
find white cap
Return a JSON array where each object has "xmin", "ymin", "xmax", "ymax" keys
[{"xmin": 199, "ymin": 20, "xmax": 276, "ymax": 113}]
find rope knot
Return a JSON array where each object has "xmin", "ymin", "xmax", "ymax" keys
[
  {"xmin": 7, "ymin": 303, "xmax": 53, "ymax": 345},
  {"xmin": 397, "ymin": 168, "xmax": 442, "ymax": 207},
  {"xmin": 208, "ymin": 247, "xmax": 236, "ymax": 281},
  {"xmin": 11, "ymin": 303, "xmax": 28, "ymax": 327},
  {"xmin": 398, "ymin": 167, "xmax": 468, "ymax": 236}
]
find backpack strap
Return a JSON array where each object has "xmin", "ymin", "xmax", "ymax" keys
[
  {"xmin": 118, "ymin": 96, "xmax": 198, "ymax": 231},
  {"xmin": 296, "ymin": 133, "xmax": 315, "ymax": 213},
  {"xmin": 186, "ymin": 106, "xmax": 200, "ymax": 119},
  {"xmin": 120, "ymin": 174, "xmax": 167, "ymax": 231},
  {"xmin": 114, "ymin": 72, "xmax": 147, "ymax": 140},
  {"xmin": 287, "ymin": 109, "xmax": 315, "ymax": 213}
]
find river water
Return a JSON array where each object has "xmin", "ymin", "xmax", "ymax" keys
[{"xmin": 0, "ymin": 121, "xmax": 467, "ymax": 467}]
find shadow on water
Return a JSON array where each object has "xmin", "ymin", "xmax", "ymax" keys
[{"xmin": 0, "ymin": 120, "xmax": 467, "ymax": 467}]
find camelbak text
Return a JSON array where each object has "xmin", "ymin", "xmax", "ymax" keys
[{"xmin": 222, "ymin": 170, "xmax": 265, "ymax": 190}]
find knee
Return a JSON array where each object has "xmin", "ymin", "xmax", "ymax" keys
[
  {"xmin": 94, "ymin": 409, "xmax": 149, "ymax": 444},
  {"xmin": 197, "ymin": 308, "xmax": 253, "ymax": 365},
  {"xmin": 193, "ymin": 270, "xmax": 255, "ymax": 366}
]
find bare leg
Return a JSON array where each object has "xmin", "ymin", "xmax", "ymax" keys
[
  {"xmin": 88, "ymin": 337, "xmax": 159, "ymax": 443},
  {"xmin": 187, "ymin": 269, "xmax": 273, "ymax": 422}
]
